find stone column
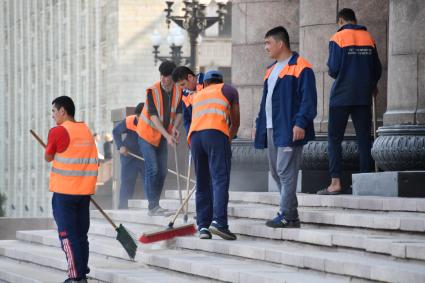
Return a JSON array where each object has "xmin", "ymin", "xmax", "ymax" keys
[
  {"xmin": 299, "ymin": 0, "xmax": 389, "ymax": 192},
  {"xmin": 372, "ymin": 0, "xmax": 425, "ymax": 171},
  {"xmin": 232, "ymin": 0, "xmax": 299, "ymax": 139},
  {"xmin": 231, "ymin": 0, "xmax": 299, "ymax": 191}
]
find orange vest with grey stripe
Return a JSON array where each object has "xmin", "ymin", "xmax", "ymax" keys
[
  {"xmin": 125, "ymin": 115, "xmax": 138, "ymax": 132},
  {"xmin": 49, "ymin": 121, "xmax": 99, "ymax": 195},
  {"xmin": 182, "ymin": 83, "xmax": 203, "ymax": 107},
  {"xmin": 188, "ymin": 83, "xmax": 230, "ymax": 144},
  {"xmin": 136, "ymin": 82, "xmax": 182, "ymax": 147}
]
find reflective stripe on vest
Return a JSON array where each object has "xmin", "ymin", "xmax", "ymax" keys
[
  {"xmin": 193, "ymin": 108, "xmax": 228, "ymax": 119},
  {"xmin": 52, "ymin": 167, "xmax": 98, "ymax": 177},
  {"xmin": 139, "ymin": 112, "xmax": 156, "ymax": 128},
  {"xmin": 49, "ymin": 121, "xmax": 98, "ymax": 195},
  {"xmin": 136, "ymin": 82, "xmax": 182, "ymax": 147},
  {"xmin": 152, "ymin": 86, "xmax": 162, "ymax": 121},
  {"xmin": 54, "ymin": 156, "xmax": 98, "ymax": 165},
  {"xmin": 188, "ymin": 83, "xmax": 230, "ymax": 144},
  {"xmin": 192, "ymin": 98, "xmax": 229, "ymax": 109}
]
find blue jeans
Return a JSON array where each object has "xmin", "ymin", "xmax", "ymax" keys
[
  {"xmin": 119, "ymin": 155, "xmax": 144, "ymax": 209},
  {"xmin": 190, "ymin": 130, "xmax": 232, "ymax": 230},
  {"xmin": 52, "ymin": 193, "xmax": 90, "ymax": 280},
  {"xmin": 138, "ymin": 137, "xmax": 168, "ymax": 210}
]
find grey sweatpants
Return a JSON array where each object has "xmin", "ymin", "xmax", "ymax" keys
[{"xmin": 267, "ymin": 129, "xmax": 303, "ymax": 220}]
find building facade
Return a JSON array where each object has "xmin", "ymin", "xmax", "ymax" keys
[{"xmin": 0, "ymin": 0, "xmax": 232, "ymax": 217}]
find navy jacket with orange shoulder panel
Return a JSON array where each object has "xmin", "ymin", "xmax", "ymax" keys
[
  {"xmin": 254, "ymin": 52, "xmax": 317, "ymax": 149},
  {"xmin": 112, "ymin": 115, "xmax": 141, "ymax": 156},
  {"xmin": 327, "ymin": 24, "xmax": 381, "ymax": 106}
]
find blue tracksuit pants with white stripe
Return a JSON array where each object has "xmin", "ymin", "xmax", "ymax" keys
[{"xmin": 52, "ymin": 193, "xmax": 90, "ymax": 280}]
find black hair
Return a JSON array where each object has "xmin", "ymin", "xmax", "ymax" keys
[
  {"xmin": 52, "ymin": 96, "xmax": 75, "ymax": 117},
  {"xmin": 134, "ymin": 102, "xmax": 144, "ymax": 115},
  {"xmin": 172, "ymin": 66, "xmax": 195, "ymax": 82},
  {"xmin": 159, "ymin": 60, "xmax": 177, "ymax": 76},
  {"xmin": 265, "ymin": 26, "xmax": 290, "ymax": 49},
  {"xmin": 337, "ymin": 8, "xmax": 357, "ymax": 23},
  {"xmin": 204, "ymin": 77, "xmax": 223, "ymax": 84}
]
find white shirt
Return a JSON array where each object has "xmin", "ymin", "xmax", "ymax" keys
[{"xmin": 265, "ymin": 55, "xmax": 292, "ymax": 128}]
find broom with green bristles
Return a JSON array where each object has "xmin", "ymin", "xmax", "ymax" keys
[{"xmin": 30, "ymin": 129, "xmax": 138, "ymax": 260}]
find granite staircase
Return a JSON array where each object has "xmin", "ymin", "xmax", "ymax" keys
[{"xmin": 0, "ymin": 191, "xmax": 425, "ymax": 283}]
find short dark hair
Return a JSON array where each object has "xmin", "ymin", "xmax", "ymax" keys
[
  {"xmin": 204, "ymin": 77, "xmax": 223, "ymax": 84},
  {"xmin": 159, "ymin": 60, "xmax": 177, "ymax": 76},
  {"xmin": 134, "ymin": 102, "xmax": 144, "ymax": 115},
  {"xmin": 337, "ymin": 8, "xmax": 356, "ymax": 23},
  {"xmin": 265, "ymin": 26, "xmax": 290, "ymax": 49},
  {"xmin": 172, "ymin": 66, "xmax": 195, "ymax": 82},
  {"xmin": 52, "ymin": 96, "xmax": 75, "ymax": 117}
]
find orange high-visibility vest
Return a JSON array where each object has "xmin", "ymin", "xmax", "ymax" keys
[
  {"xmin": 125, "ymin": 115, "xmax": 138, "ymax": 132},
  {"xmin": 49, "ymin": 121, "xmax": 99, "ymax": 195},
  {"xmin": 182, "ymin": 83, "xmax": 203, "ymax": 107},
  {"xmin": 136, "ymin": 82, "xmax": 182, "ymax": 147},
  {"xmin": 188, "ymin": 83, "xmax": 230, "ymax": 144}
]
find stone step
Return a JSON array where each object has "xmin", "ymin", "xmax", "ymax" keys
[
  {"xmin": 125, "ymin": 199, "xmax": 425, "ymax": 233},
  {"xmin": 163, "ymin": 191, "xmax": 425, "ymax": 212},
  {"xmin": 14, "ymin": 230, "xmax": 365, "ymax": 283},
  {"xmin": 88, "ymin": 215, "xmax": 425, "ymax": 261},
  {"xmin": 0, "ymin": 256, "xmax": 71, "ymax": 283},
  {"xmin": 17, "ymin": 229, "xmax": 425, "ymax": 283},
  {"xmin": 0, "ymin": 239, "xmax": 214, "ymax": 283},
  {"xmin": 172, "ymin": 236, "xmax": 425, "ymax": 283}
]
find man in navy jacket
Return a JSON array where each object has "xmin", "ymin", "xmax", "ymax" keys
[
  {"xmin": 255, "ymin": 26, "xmax": 317, "ymax": 228},
  {"xmin": 317, "ymin": 8, "xmax": 381, "ymax": 195},
  {"xmin": 112, "ymin": 103, "xmax": 144, "ymax": 208}
]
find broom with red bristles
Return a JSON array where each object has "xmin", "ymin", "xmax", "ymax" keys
[
  {"xmin": 126, "ymin": 151, "xmax": 197, "ymax": 244},
  {"xmin": 139, "ymin": 184, "xmax": 197, "ymax": 243}
]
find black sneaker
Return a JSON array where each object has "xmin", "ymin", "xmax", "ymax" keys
[
  {"xmin": 63, "ymin": 278, "xmax": 87, "ymax": 283},
  {"xmin": 265, "ymin": 212, "xmax": 301, "ymax": 228},
  {"xmin": 209, "ymin": 222, "xmax": 237, "ymax": 240},
  {"xmin": 199, "ymin": 228, "xmax": 212, "ymax": 239}
]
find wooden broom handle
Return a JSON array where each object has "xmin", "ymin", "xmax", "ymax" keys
[
  {"xmin": 128, "ymin": 151, "xmax": 196, "ymax": 184},
  {"xmin": 89, "ymin": 197, "xmax": 117, "ymax": 229},
  {"xmin": 30, "ymin": 130, "xmax": 47, "ymax": 148},
  {"xmin": 30, "ymin": 129, "xmax": 118, "ymax": 230}
]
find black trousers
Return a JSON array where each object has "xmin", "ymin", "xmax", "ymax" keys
[{"xmin": 328, "ymin": 105, "xmax": 373, "ymax": 178}]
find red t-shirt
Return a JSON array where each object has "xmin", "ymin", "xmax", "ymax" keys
[{"xmin": 45, "ymin": 126, "xmax": 70, "ymax": 155}]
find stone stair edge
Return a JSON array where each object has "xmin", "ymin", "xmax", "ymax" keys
[
  {"xmin": 118, "ymin": 201, "xmax": 425, "ymax": 233},
  {"xmin": 6, "ymin": 231, "xmax": 369, "ymax": 283},
  {"xmin": 0, "ymin": 239, "xmax": 215, "ymax": 283},
  {"xmin": 162, "ymin": 191, "xmax": 425, "ymax": 213},
  {"xmin": 12, "ymin": 228, "xmax": 425, "ymax": 283}
]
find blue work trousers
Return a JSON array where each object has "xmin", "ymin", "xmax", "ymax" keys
[
  {"xmin": 190, "ymin": 130, "xmax": 232, "ymax": 230},
  {"xmin": 119, "ymin": 156, "xmax": 144, "ymax": 209},
  {"xmin": 328, "ymin": 105, "xmax": 373, "ymax": 178}
]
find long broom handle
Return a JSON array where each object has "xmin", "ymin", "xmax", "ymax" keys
[
  {"xmin": 127, "ymin": 151, "xmax": 196, "ymax": 184},
  {"xmin": 372, "ymin": 95, "xmax": 378, "ymax": 172},
  {"xmin": 174, "ymin": 146, "xmax": 183, "ymax": 204},
  {"xmin": 29, "ymin": 129, "xmax": 119, "ymax": 230},
  {"xmin": 168, "ymin": 184, "xmax": 196, "ymax": 228},
  {"xmin": 89, "ymin": 197, "xmax": 117, "ymax": 229},
  {"xmin": 184, "ymin": 152, "xmax": 192, "ymax": 218}
]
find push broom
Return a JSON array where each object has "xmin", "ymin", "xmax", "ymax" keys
[
  {"xmin": 30, "ymin": 129, "xmax": 138, "ymax": 260},
  {"xmin": 126, "ymin": 151, "xmax": 197, "ymax": 244},
  {"xmin": 139, "ymin": 184, "xmax": 197, "ymax": 244}
]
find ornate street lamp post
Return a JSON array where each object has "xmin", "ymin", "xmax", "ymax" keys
[
  {"xmin": 163, "ymin": 0, "xmax": 228, "ymax": 73},
  {"xmin": 151, "ymin": 28, "xmax": 190, "ymax": 66}
]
